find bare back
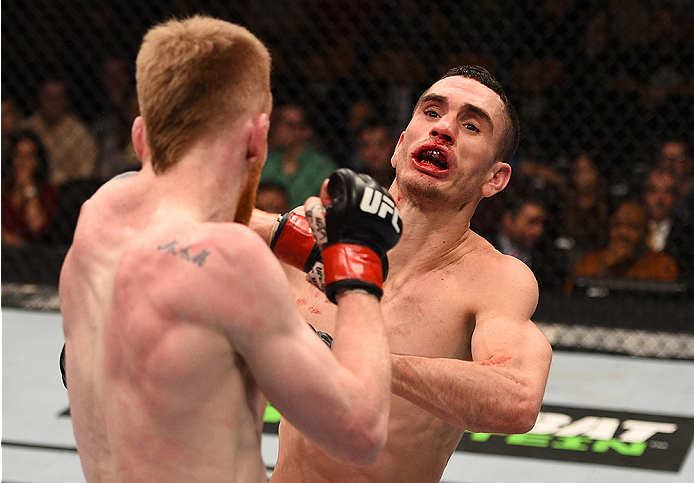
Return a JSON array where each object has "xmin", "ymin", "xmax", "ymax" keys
[
  {"xmin": 271, "ymin": 230, "xmax": 549, "ymax": 483},
  {"xmin": 60, "ymin": 176, "xmax": 268, "ymax": 483}
]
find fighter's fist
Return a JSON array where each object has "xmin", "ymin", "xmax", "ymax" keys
[
  {"xmin": 309, "ymin": 168, "xmax": 402, "ymax": 303},
  {"xmin": 325, "ymin": 168, "xmax": 402, "ymax": 255},
  {"xmin": 270, "ymin": 211, "xmax": 321, "ymax": 272}
]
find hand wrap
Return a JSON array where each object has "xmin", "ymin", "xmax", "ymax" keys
[{"xmin": 307, "ymin": 168, "xmax": 402, "ymax": 303}]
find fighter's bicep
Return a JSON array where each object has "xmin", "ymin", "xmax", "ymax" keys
[
  {"xmin": 470, "ymin": 257, "xmax": 542, "ymax": 363},
  {"xmin": 205, "ymin": 229, "xmax": 331, "ymax": 367},
  {"xmin": 232, "ymin": 271, "xmax": 347, "ymax": 428},
  {"xmin": 244, "ymin": 318, "xmax": 338, "ymax": 404},
  {"xmin": 209, "ymin": 230, "xmax": 303, "ymax": 335}
]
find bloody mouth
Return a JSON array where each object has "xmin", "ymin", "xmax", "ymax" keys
[{"xmin": 413, "ymin": 149, "xmax": 449, "ymax": 173}]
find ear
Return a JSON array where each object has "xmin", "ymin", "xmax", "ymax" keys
[
  {"xmin": 391, "ymin": 132, "xmax": 405, "ymax": 168},
  {"xmin": 247, "ymin": 113, "xmax": 269, "ymax": 165},
  {"xmin": 481, "ymin": 161, "xmax": 512, "ymax": 198},
  {"xmin": 131, "ymin": 116, "xmax": 149, "ymax": 163}
]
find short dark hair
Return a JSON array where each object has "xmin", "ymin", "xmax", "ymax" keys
[{"xmin": 440, "ymin": 65, "xmax": 520, "ymax": 165}]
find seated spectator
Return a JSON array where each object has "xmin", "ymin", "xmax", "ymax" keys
[
  {"xmin": 255, "ymin": 181, "xmax": 290, "ymax": 214},
  {"xmin": 93, "ymin": 90, "xmax": 141, "ymax": 181},
  {"xmin": 2, "ymin": 98, "xmax": 22, "ymax": 161},
  {"xmin": 340, "ymin": 97, "xmax": 377, "ymax": 170},
  {"xmin": 1, "ymin": 130, "xmax": 59, "ymax": 246},
  {"xmin": 471, "ymin": 172, "xmax": 525, "ymax": 242},
  {"xmin": 351, "ymin": 118, "xmax": 397, "ymax": 189},
  {"xmin": 642, "ymin": 167, "xmax": 694, "ymax": 285},
  {"xmin": 21, "ymin": 77, "xmax": 98, "ymax": 187},
  {"xmin": 655, "ymin": 138, "xmax": 693, "ymax": 221},
  {"xmin": 96, "ymin": 55, "xmax": 133, "ymax": 121},
  {"xmin": 643, "ymin": 167, "xmax": 679, "ymax": 253},
  {"xmin": 260, "ymin": 102, "xmax": 337, "ymax": 207},
  {"xmin": 489, "ymin": 192, "xmax": 567, "ymax": 292},
  {"xmin": 558, "ymin": 151, "xmax": 610, "ymax": 262},
  {"xmin": 571, "ymin": 199, "xmax": 679, "ymax": 284},
  {"xmin": 509, "ymin": 139, "xmax": 566, "ymax": 240}
]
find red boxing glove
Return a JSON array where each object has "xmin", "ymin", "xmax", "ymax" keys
[
  {"xmin": 270, "ymin": 211, "xmax": 321, "ymax": 273},
  {"xmin": 270, "ymin": 211, "xmax": 326, "ymax": 291}
]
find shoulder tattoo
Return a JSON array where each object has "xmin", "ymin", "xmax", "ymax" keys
[{"xmin": 157, "ymin": 240, "xmax": 211, "ymax": 267}]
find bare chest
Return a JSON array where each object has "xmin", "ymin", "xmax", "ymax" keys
[
  {"xmin": 381, "ymin": 274, "xmax": 474, "ymax": 359},
  {"xmin": 298, "ymin": 269, "xmax": 476, "ymax": 361}
]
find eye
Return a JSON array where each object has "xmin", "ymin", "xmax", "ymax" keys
[
  {"xmin": 464, "ymin": 123, "xmax": 480, "ymax": 132},
  {"xmin": 423, "ymin": 108, "xmax": 440, "ymax": 119}
]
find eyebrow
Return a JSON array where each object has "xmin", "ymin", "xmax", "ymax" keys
[{"xmin": 415, "ymin": 93, "xmax": 493, "ymax": 126}]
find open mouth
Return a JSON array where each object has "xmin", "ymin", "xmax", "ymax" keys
[{"xmin": 415, "ymin": 149, "xmax": 449, "ymax": 171}]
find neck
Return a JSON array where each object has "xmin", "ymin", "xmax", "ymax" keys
[
  {"xmin": 144, "ymin": 133, "xmax": 248, "ymax": 223},
  {"xmin": 387, "ymin": 181, "xmax": 475, "ymax": 273},
  {"xmin": 389, "ymin": 181, "xmax": 478, "ymax": 233}
]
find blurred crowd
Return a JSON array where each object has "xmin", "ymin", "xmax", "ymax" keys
[{"xmin": 2, "ymin": 0, "xmax": 693, "ymax": 294}]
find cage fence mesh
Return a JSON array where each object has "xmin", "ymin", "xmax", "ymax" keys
[{"xmin": 2, "ymin": 0, "xmax": 693, "ymax": 358}]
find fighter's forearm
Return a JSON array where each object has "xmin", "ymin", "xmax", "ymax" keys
[
  {"xmin": 313, "ymin": 291, "xmax": 391, "ymax": 464},
  {"xmin": 334, "ymin": 293, "xmax": 391, "ymax": 390},
  {"xmin": 390, "ymin": 353, "xmax": 541, "ymax": 434},
  {"xmin": 249, "ymin": 208, "xmax": 278, "ymax": 244}
]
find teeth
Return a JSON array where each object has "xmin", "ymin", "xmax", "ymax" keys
[{"xmin": 418, "ymin": 150, "xmax": 447, "ymax": 169}]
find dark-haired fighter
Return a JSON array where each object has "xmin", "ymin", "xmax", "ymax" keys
[{"xmin": 254, "ymin": 66, "xmax": 553, "ymax": 483}]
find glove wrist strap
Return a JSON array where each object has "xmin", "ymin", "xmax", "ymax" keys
[{"xmin": 322, "ymin": 244, "xmax": 384, "ymax": 303}]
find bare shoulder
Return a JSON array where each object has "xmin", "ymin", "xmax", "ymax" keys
[
  {"xmin": 464, "ymin": 233, "xmax": 539, "ymax": 318},
  {"xmin": 149, "ymin": 221, "xmax": 281, "ymax": 294},
  {"xmin": 464, "ymin": 234, "xmax": 550, "ymax": 365},
  {"xmin": 117, "ymin": 222, "xmax": 292, "ymax": 331}
]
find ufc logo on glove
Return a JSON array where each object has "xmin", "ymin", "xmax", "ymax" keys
[{"xmin": 359, "ymin": 187, "xmax": 401, "ymax": 234}]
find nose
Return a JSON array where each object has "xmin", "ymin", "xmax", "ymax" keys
[{"xmin": 430, "ymin": 116, "xmax": 455, "ymax": 144}]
